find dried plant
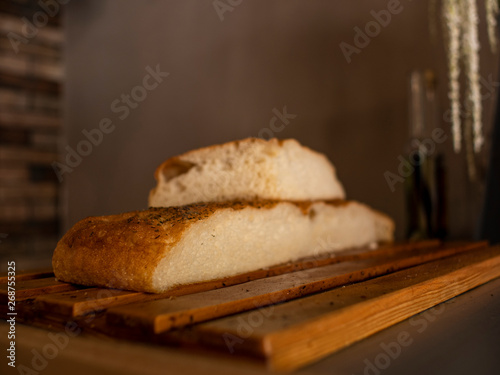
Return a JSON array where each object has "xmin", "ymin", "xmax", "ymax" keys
[
  {"xmin": 486, "ymin": 0, "xmax": 499, "ymax": 52},
  {"xmin": 442, "ymin": 0, "xmax": 498, "ymax": 157}
]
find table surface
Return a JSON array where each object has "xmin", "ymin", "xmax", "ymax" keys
[{"xmin": 2, "ymin": 277, "xmax": 500, "ymax": 375}]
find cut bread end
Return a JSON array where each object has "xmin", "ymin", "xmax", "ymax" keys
[{"xmin": 149, "ymin": 138, "xmax": 345, "ymax": 207}]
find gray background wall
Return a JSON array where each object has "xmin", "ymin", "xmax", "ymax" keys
[{"xmin": 63, "ymin": 0, "xmax": 498, "ymax": 240}]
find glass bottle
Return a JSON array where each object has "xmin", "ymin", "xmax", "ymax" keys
[{"xmin": 405, "ymin": 70, "xmax": 447, "ymax": 240}]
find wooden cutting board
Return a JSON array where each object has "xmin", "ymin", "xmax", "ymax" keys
[{"xmin": 2, "ymin": 241, "xmax": 500, "ymax": 372}]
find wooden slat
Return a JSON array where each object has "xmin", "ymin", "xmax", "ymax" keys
[
  {"xmin": 147, "ymin": 240, "xmax": 443, "ymax": 297},
  {"xmin": 0, "ymin": 277, "xmax": 82, "ymax": 304},
  {"xmin": 28, "ymin": 241, "xmax": 444, "ymax": 319},
  {"xmin": 5, "ymin": 241, "xmax": 496, "ymax": 373},
  {"xmin": 0, "ymin": 269, "xmax": 53, "ymax": 283},
  {"xmin": 35, "ymin": 288, "xmax": 144, "ymax": 317},
  {"xmin": 187, "ymin": 245, "xmax": 500, "ymax": 372},
  {"xmin": 106, "ymin": 241, "xmax": 485, "ymax": 334}
]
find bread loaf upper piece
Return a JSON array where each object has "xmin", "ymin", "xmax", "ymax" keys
[
  {"xmin": 148, "ymin": 138, "xmax": 345, "ymax": 207},
  {"xmin": 52, "ymin": 200, "xmax": 394, "ymax": 293}
]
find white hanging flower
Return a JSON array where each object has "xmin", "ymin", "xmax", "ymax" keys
[
  {"xmin": 462, "ymin": 0, "xmax": 483, "ymax": 152},
  {"xmin": 486, "ymin": 0, "xmax": 499, "ymax": 53},
  {"xmin": 442, "ymin": 0, "xmax": 498, "ymax": 154},
  {"xmin": 443, "ymin": 0, "xmax": 462, "ymax": 152}
]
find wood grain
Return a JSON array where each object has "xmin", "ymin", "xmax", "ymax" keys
[
  {"xmin": 188, "ymin": 245, "xmax": 500, "ymax": 372},
  {"xmin": 35, "ymin": 288, "xmax": 144, "ymax": 317},
  {"xmin": 3, "ymin": 241, "xmax": 498, "ymax": 373},
  {"xmin": 0, "ymin": 277, "xmax": 82, "ymax": 304},
  {"xmin": 105, "ymin": 241, "xmax": 485, "ymax": 333},
  {"xmin": 0, "ymin": 268, "xmax": 53, "ymax": 283},
  {"xmin": 29, "ymin": 241, "xmax": 444, "ymax": 318}
]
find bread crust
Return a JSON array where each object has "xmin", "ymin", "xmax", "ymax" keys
[{"xmin": 53, "ymin": 199, "xmax": 359, "ymax": 292}]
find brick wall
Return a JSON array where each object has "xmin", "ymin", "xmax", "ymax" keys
[{"xmin": 0, "ymin": 0, "xmax": 63, "ymax": 269}]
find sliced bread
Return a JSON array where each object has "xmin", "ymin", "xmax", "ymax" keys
[
  {"xmin": 149, "ymin": 138, "xmax": 345, "ymax": 207},
  {"xmin": 52, "ymin": 200, "xmax": 394, "ymax": 293}
]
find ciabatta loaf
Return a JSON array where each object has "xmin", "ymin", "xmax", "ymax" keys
[
  {"xmin": 149, "ymin": 138, "xmax": 345, "ymax": 207},
  {"xmin": 52, "ymin": 200, "xmax": 394, "ymax": 293}
]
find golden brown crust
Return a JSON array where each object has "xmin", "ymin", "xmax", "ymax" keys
[
  {"xmin": 153, "ymin": 157, "xmax": 196, "ymax": 182},
  {"xmin": 52, "ymin": 199, "xmax": 349, "ymax": 292}
]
